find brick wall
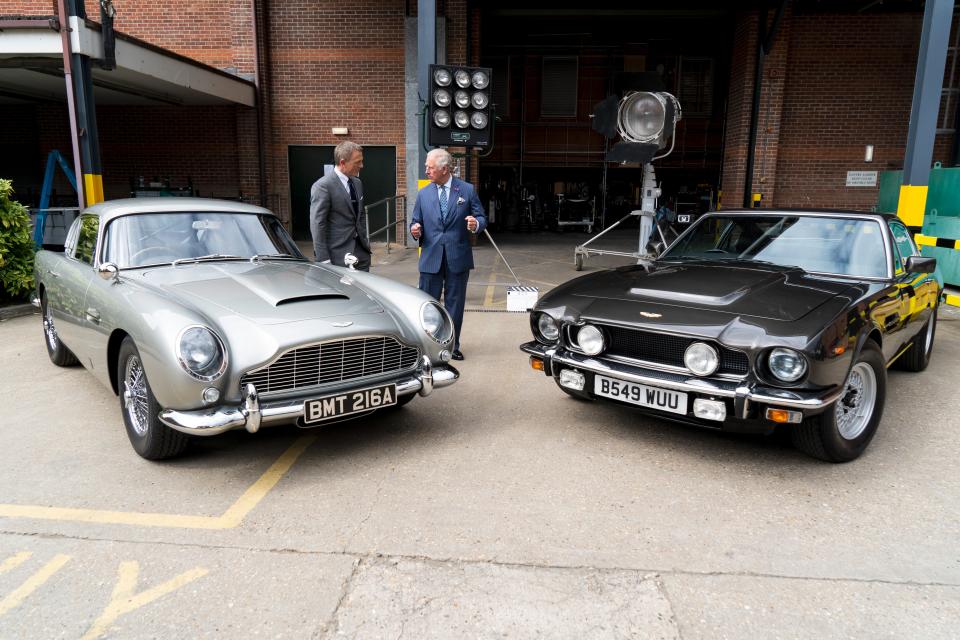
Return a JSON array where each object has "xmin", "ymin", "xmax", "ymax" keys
[
  {"xmin": 723, "ymin": 8, "xmax": 957, "ymax": 211},
  {"xmin": 0, "ymin": 2, "xmax": 55, "ymax": 15}
]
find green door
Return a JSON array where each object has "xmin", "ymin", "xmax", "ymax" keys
[{"xmin": 288, "ymin": 145, "xmax": 397, "ymax": 243}]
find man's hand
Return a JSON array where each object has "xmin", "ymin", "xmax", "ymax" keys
[
  {"xmin": 466, "ymin": 216, "xmax": 478, "ymax": 233},
  {"xmin": 411, "ymin": 223, "xmax": 422, "ymax": 240}
]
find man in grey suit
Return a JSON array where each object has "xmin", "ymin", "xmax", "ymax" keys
[{"xmin": 309, "ymin": 141, "xmax": 371, "ymax": 270}]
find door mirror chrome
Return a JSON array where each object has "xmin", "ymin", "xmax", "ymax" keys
[
  {"xmin": 98, "ymin": 262, "xmax": 121, "ymax": 281},
  {"xmin": 905, "ymin": 256, "xmax": 936, "ymax": 274}
]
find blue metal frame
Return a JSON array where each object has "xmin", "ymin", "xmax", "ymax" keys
[{"xmin": 34, "ymin": 150, "xmax": 78, "ymax": 248}]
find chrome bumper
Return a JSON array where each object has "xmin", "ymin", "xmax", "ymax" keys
[
  {"xmin": 520, "ymin": 341, "xmax": 843, "ymax": 419},
  {"xmin": 159, "ymin": 356, "xmax": 458, "ymax": 436}
]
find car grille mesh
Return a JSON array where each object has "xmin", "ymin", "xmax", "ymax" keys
[
  {"xmin": 240, "ymin": 336, "xmax": 421, "ymax": 394},
  {"xmin": 599, "ymin": 325, "xmax": 749, "ymax": 376}
]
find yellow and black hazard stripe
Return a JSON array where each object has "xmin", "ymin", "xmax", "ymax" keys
[{"xmin": 912, "ymin": 235, "xmax": 960, "ymax": 308}]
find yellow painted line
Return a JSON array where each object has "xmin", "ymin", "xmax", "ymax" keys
[
  {"xmin": 0, "ymin": 554, "xmax": 71, "ymax": 617},
  {"xmin": 483, "ymin": 270, "xmax": 498, "ymax": 308},
  {"xmin": 81, "ymin": 561, "xmax": 209, "ymax": 640},
  {"xmin": 218, "ymin": 435, "xmax": 317, "ymax": 528},
  {"xmin": 0, "ymin": 551, "xmax": 32, "ymax": 575},
  {"xmin": 0, "ymin": 436, "xmax": 317, "ymax": 530}
]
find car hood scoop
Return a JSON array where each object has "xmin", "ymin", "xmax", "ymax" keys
[
  {"xmin": 572, "ymin": 262, "xmax": 855, "ymax": 322},
  {"xmin": 142, "ymin": 261, "xmax": 383, "ymax": 324}
]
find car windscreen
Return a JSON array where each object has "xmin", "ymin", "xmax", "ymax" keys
[
  {"xmin": 103, "ymin": 212, "xmax": 304, "ymax": 268},
  {"xmin": 661, "ymin": 215, "xmax": 888, "ymax": 278}
]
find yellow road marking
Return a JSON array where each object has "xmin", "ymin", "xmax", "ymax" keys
[
  {"xmin": 0, "ymin": 551, "xmax": 32, "ymax": 575},
  {"xmin": 0, "ymin": 554, "xmax": 71, "ymax": 617},
  {"xmin": 0, "ymin": 436, "xmax": 317, "ymax": 530},
  {"xmin": 483, "ymin": 270, "xmax": 498, "ymax": 307},
  {"xmin": 81, "ymin": 561, "xmax": 208, "ymax": 640}
]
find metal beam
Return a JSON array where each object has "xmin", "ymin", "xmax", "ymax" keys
[
  {"xmin": 899, "ymin": 0, "xmax": 955, "ymax": 230},
  {"xmin": 417, "ymin": 0, "xmax": 436, "ymax": 180}
]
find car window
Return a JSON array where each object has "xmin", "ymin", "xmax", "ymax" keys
[
  {"xmin": 888, "ymin": 220, "xmax": 918, "ymax": 273},
  {"xmin": 103, "ymin": 212, "xmax": 304, "ymax": 268},
  {"xmin": 64, "ymin": 217, "xmax": 82, "ymax": 257},
  {"xmin": 662, "ymin": 215, "xmax": 888, "ymax": 278},
  {"xmin": 75, "ymin": 215, "xmax": 100, "ymax": 265}
]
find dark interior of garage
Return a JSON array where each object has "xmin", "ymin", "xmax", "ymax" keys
[{"xmin": 476, "ymin": 1, "xmax": 735, "ymax": 233}]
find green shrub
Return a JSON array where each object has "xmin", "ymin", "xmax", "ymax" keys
[{"xmin": 0, "ymin": 179, "xmax": 35, "ymax": 302}]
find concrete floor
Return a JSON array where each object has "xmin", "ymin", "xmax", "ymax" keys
[{"xmin": 2, "ymin": 233, "xmax": 959, "ymax": 638}]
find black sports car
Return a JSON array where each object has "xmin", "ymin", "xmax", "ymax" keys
[{"xmin": 521, "ymin": 210, "xmax": 942, "ymax": 462}]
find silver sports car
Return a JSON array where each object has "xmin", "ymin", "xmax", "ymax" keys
[{"xmin": 33, "ymin": 198, "xmax": 459, "ymax": 459}]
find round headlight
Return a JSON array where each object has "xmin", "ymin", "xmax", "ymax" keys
[
  {"xmin": 618, "ymin": 91, "xmax": 666, "ymax": 143},
  {"xmin": 454, "ymin": 110, "xmax": 470, "ymax": 128},
  {"xmin": 470, "ymin": 112, "xmax": 488, "ymax": 129},
  {"xmin": 433, "ymin": 109, "xmax": 451, "ymax": 128},
  {"xmin": 421, "ymin": 302, "xmax": 453, "ymax": 343},
  {"xmin": 177, "ymin": 326, "xmax": 226, "ymax": 381},
  {"xmin": 433, "ymin": 68, "xmax": 452, "ymax": 86},
  {"xmin": 454, "ymin": 90, "xmax": 470, "ymax": 108},
  {"xmin": 471, "ymin": 91, "xmax": 489, "ymax": 109},
  {"xmin": 535, "ymin": 313, "xmax": 559, "ymax": 343},
  {"xmin": 433, "ymin": 89, "xmax": 451, "ymax": 107},
  {"xmin": 684, "ymin": 342, "xmax": 719, "ymax": 376},
  {"xmin": 576, "ymin": 324, "xmax": 605, "ymax": 356},
  {"xmin": 454, "ymin": 69, "xmax": 471, "ymax": 88},
  {"xmin": 768, "ymin": 348, "xmax": 807, "ymax": 382},
  {"xmin": 471, "ymin": 70, "xmax": 489, "ymax": 89}
]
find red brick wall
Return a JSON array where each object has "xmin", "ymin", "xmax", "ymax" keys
[
  {"xmin": 724, "ymin": 8, "xmax": 957, "ymax": 211},
  {"xmin": 0, "ymin": 2, "xmax": 55, "ymax": 15}
]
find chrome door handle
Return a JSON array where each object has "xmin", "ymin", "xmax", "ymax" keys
[{"xmin": 85, "ymin": 308, "xmax": 100, "ymax": 324}]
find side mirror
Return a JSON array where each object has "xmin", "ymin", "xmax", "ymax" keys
[
  {"xmin": 97, "ymin": 262, "xmax": 121, "ymax": 281},
  {"xmin": 905, "ymin": 255, "xmax": 936, "ymax": 274},
  {"xmin": 343, "ymin": 253, "xmax": 358, "ymax": 271}
]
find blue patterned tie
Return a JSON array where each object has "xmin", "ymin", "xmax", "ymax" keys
[{"xmin": 439, "ymin": 185, "xmax": 448, "ymax": 225}]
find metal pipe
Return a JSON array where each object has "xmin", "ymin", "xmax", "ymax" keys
[{"xmin": 56, "ymin": 0, "xmax": 85, "ymax": 208}]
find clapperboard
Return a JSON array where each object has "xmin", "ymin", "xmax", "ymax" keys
[{"xmin": 506, "ymin": 285, "xmax": 539, "ymax": 312}]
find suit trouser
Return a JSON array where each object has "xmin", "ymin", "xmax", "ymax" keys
[{"xmin": 419, "ymin": 258, "xmax": 469, "ymax": 350}]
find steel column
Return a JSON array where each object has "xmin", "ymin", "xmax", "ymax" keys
[{"xmin": 417, "ymin": 0, "xmax": 436, "ymax": 180}]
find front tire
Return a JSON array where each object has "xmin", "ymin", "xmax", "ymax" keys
[
  {"xmin": 791, "ymin": 342, "xmax": 886, "ymax": 462},
  {"xmin": 40, "ymin": 291, "xmax": 79, "ymax": 366},
  {"xmin": 117, "ymin": 337, "xmax": 189, "ymax": 460},
  {"xmin": 894, "ymin": 305, "xmax": 937, "ymax": 372}
]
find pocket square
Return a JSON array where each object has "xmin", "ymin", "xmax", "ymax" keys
[{"xmin": 456, "ymin": 196, "xmax": 465, "ymax": 206}]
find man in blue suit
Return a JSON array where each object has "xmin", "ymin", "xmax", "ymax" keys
[{"xmin": 410, "ymin": 148, "xmax": 487, "ymax": 361}]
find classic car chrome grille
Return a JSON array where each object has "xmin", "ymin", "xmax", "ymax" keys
[
  {"xmin": 599, "ymin": 325, "xmax": 750, "ymax": 376},
  {"xmin": 240, "ymin": 336, "xmax": 421, "ymax": 394}
]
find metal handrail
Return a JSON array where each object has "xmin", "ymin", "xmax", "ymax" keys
[{"xmin": 364, "ymin": 194, "xmax": 407, "ymax": 254}]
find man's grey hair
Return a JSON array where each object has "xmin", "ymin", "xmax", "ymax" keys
[
  {"xmin": 334, "ymin": 141, "xmax": 363, "ymax": 165},
  {"xmin": 428, "ymin": 148, "xmax": 453, "ymax": 171}
]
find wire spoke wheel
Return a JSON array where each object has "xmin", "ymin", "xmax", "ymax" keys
[{"xmin": 123, "ymin": 355, "xmax": 150, "ymax": 436}]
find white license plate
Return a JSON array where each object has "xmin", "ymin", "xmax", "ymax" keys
[
  {"xmin": 303, "ymin": 383, "xmax": 397, "ymax": 425},
  {"xmin": 594, "ymin": 374, "xmax": 688, "ymax": 415}
]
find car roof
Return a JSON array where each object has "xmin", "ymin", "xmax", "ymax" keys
[
  {"xmin": 708, "ymin": 208, "xmax": 896, "ymax": 221},
  {"xmin": 80, "ymin": 198, "xmax": 275, "ymax": 223}
]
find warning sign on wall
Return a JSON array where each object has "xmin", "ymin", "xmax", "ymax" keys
[{"xmin": 846, "ymin": 171, "xmax": 878, "ymax": 187}]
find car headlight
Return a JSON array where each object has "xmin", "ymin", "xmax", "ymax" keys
[
  {"xmin": 684, "ymin": 341, "xmax": 719, "ymax": 376},
  {"xmin": 176, "ymin": 325, "xmax": 226, "ymax": 381},
  {"xmin": 768, "ymin": 347, "xmax": 807, "ymax": 382},
  {"xmin": 534, "ymin": 313, "xmax": 560, "ymax": 343},
  {"xmin": 576, "ymin": 324, "xmax": 606, "ymax": 356},
  {"xmin": 420, "ymin": 301, "xmax": 453, "ymax": 344}
]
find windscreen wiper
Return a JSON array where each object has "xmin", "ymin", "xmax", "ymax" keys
[
  {"xmin": 251, "ymin": 254, "xmax": 305, "ymax": 263},
  {"xmin": 172, "ymin": 254, "xmax": 245, "ymax": 266}
]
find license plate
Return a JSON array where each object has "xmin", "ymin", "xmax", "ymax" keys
[
  {"xmin": 303, "ymin": 383, "xmax": 397, "ymax": 425},
  {"xmin": 594, "ymin": 374, "xmax": 688, "ymax": 415}
]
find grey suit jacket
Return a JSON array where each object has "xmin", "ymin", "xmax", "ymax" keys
[{"xmin": 309, "ymin": 170, "xmax": 370, "ymax": 266}]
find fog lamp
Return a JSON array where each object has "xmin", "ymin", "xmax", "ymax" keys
[
  {"xmin": 693, "ymin": 398, "xmax": 726, "ymax": 421},
  {"xmin": 559, "ymin": 369, "xmax": 585, "ymax": 391},
  {"xmin": 202, "ymin": 387, "xmax": 220, "ymax": 404}
]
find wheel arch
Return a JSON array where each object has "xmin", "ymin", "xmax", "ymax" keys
[{"xmin": 107, "ymin": 329, "xmax": 130, "ymax": 395}]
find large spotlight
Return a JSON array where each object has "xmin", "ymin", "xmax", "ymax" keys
[
  {"xmin": 617, "ymin": 91, "xmax": 680, "ymax": 146},
  {"xmin": 427, "ymin": 64, "xmax": 493, "ymax": 147}
]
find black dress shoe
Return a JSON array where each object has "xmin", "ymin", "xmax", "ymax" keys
[{"xmin": 451, "ymin": 349, "xmax": 464, "ymax": 361}]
